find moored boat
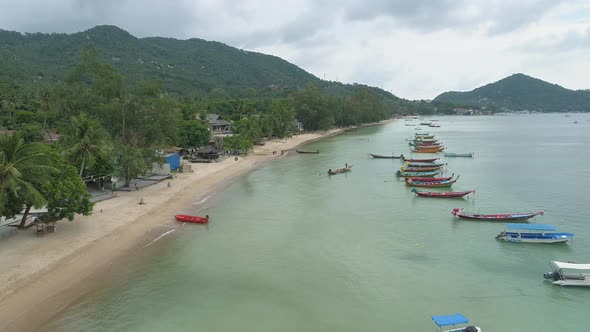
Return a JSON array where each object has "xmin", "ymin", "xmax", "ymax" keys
[
  {"xmin": 297, "ymin": 149, "xmax": 320, "ymax": 154},
  {"xmin": 369, "ymin": 153, "xmax": 402, "ymax": 159},
  {"xmin": 396, "ymin": 170, "xmax": 440, "ymax": 177},
  {"xmin": 328, "ymin": 165, "xmax": 352, "ymax": 175},
  {"xmin": 452, "ymin": 208, "xmax": 544, "ymax": 221},
  {"xmin": 175, "ymin": 214, "xmax": 209, "ymax": 224},
  {"xmin": 544, "ymin": 261, "xmax": 590, "ymax": 287},
  {"xmin": 401, "ymin": 165, "xmax": 444, "ymax": 172},
  {"xmin": 444, "ymin": 152, "xmax": 474, "ymax": 157},
  {"xmin": 412, "ymin": 147, "xmax": 445, "ymax": 153},
  {"xmin": 401, "ymin": 156, "xmax": 439, "ymax": 163},
  {"xmin": 432, "ymin": 313, "xmax": 481, "ymax": 332},
  {"xmin": 412, "ymin": 189, "xmax": 474, "ymax": 198},
  {"xmin": 406, "ymin": 177, "xmax": 459, "ymax": 188},
  {"xmin": 496, "ymin": 223, "xmax": 573, "ymax": 243},
  {"xmin": 404, "ymin": 162, "xmax": 445, "ymax": 168},
  {"xmin": 405, "ymin": 174, "xmax": 454, "ymax": 182}
]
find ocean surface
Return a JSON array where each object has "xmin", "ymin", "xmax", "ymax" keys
[{"xmin": 44, "ymin": 114, "xmax": 590, "ymax": 331}]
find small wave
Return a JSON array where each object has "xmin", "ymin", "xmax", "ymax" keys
[
  {"xmin": 193, "ymin": 194, "xmax": 215, "ymax": 205},
  {"xmin": 142, "ymin": 229, "xmax": 175, "ymax": 248}
]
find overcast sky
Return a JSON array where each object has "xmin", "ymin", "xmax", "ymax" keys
[{"xmin": 0, "ymin": 0, "xmax": 588, "ymax": 99}]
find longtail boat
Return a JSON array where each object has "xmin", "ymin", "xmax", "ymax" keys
[
  {"xmin": 412, "ymin": 147, "xmax": 445, "ymax": 153},
  {"xmin": 412, "ymin": 189, "xmax": 474, "ymax": 198},
  {"xmin": 406, "ymin": 177, "xmax": 458, "ymax": 188},
  {"xmin": 452, "ymin": 208, "xmax": 544, "ymax": 221},
  {"xmin": 415, "ymin": 135, "xmax": 434, "ymax": 139},
  {"xmin": 415, "ymin": 133, "xmax": 431, "ymax": 136},
  {"xmin": 405, "ymin": 174, "xmax": 454, "ymax": 182},
  {"xmin": 175, "ymin": 214, "xmax": 209, "ymax": 224},
  {"xmin": 297, "ymin": 150, "xmax": 320, "ymax": 154},
  {"xmin": 401, "ymin": 165, "xmax": 444, "ymax": 172},
  {"xmin": 428, "ymin": 124, "xmax": 441, "ymax": 128},
  {"xmin": 444, "ymin": 152, "xmax": 474, "ymax": 157},
  {"xmin": 401, "ymin": 157, "xmax": 439, "ymax": 163},
  {"xmin": 328, "ymin": 165, "xmax": 352, "ymax": 175},
  {"xmin": 369, "ymin": 153, "xmax": 401, "ymax": 159},
  {"xmin": 411, "ymin": 143, "xmax": 442, "ymax": 149},
  {"xmin": 396, "ymin": 170, "xmax": 440, "ymax": 177},
  {"xmin": 405, "ymin": 162, "xmax": 445, "ymax": 168}
]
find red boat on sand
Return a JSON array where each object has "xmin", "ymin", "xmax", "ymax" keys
[
  {"xmin": 175, "ymin": 214, "xmax": 209, "ymax": 224},
  {"xmin": 412, "ymin": 189, "xmax": 475, "ymax": 198}
]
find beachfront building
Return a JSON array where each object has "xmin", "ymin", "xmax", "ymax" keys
[
  {"xmin": 206, "ymin": 114, "xmax": 232, "ymax": 134},
  {"xmin": 294, "ymin": 119, "xmax": 304, "ymax": 133}
]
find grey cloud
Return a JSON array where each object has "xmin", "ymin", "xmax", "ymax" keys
[{"xmin": 520, "ymin": 26, "xmax": 590, "ymax": 52}]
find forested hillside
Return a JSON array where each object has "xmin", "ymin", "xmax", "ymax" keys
[
  {"xmin": 434, "ymin": 73, "xmax": 590, "ymax": 112},
  {"xmin": 0, "ymin": 25, "xmax": 398, "ymax": 100}
]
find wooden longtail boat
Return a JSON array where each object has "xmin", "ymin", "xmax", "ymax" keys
[
  {"xmin": 175, "ymin": 214, "xmax": 209, "ymax": 224},
  {"xmin": 297, "ymin": 150, "xmax": 320, "ymax": 154},
  {"xmin": 411, "ymin": 143, "xmax": 442, "ymax": 149},
  {"xmin": 396, "ymin": 170, "xmax": 440, "ymax": 177},
  {"xmin": 412, "ymin": 189, "xmax": 474, "ymax": 198},
  {"xmin": 405, "ymin": 174, "xmax": 454, "ymax": 182},
  {"xmin": 328, "ymin": 165, "xmax": 352, "ymax": 175},
  {"xmin": 401, "ymin": 165, "xmax": 444, "ymax": 172},
  {"xmin": 428, "ymin": 124, "xmax": 441, "ymax": 128},
  {"xmin": 415, "ymin": 133, "xmax": 431, "ymax": 136},
  {"xmin": 412, "ymin": 147, "xmax": 445, "ymax": 153},
  {"xmin": 451, "ymin": 208, "xmax": 544, "ymax": 221},
  {"xmin": 415, "ymin": 135, "xmax": 434, "ymax": 139},
  {"xmin": 405, "ymin": 162, "xmax": 445, "ymax": 168},
  {"xmin": 369, "ymin": 153, "xmax": 401, "ymax": 159},
  {"xmin": 401, "ymin": 157, "xmax": 439, "ymax": 163},
  {"xmin": 406, "ymin": 177, "xmax": 458, "ymax": 188},
  {"xmin": 444, "ymin": 152, "xmax": 474, "ymax": 157}
]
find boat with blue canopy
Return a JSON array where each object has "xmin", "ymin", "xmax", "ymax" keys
[
  {"xmin": 495, "ymin": 223, "xmax": 574, "ymax": 243},
  {"xmin": 432, "ymin": 313, "xmax": 481, "ymax": 332}
]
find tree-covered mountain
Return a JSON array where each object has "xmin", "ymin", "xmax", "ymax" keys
[
  {"xmin": 0, "ymin": 25, "xmax": 398, "ymax": 100},
  {"xmin": 434, "ymin": 73, "xmax": 590, "ymax": 112}
]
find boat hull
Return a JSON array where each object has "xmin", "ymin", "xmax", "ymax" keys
[
  {"xmin": 444, "ymin": 153, "xmax": 474, "ymax": 157},
  {"xmin": 406, "ymin": 180, "xmax": 457, "ymax": 188},
  {"xmin": 452, "ymin": 209, "xmax": 544, "ymax": 221},
  {"xmin": 175, "ymin": 214, "xmax": 209, "ymax": 224},
  {"xmin": 413, "ymin": 189, "xmax": 473, "ymax": 198},
  {"xmin": 296, "ymin": 150, "xmax": 319, "ymax": 154},
  {"xmin": 369, "ymin": 154, "xmax": 401, "ymax": 159},
  {"xmin": 328, "ymin": 166, "xmax": 352, "ymax": 175},
  {"xmin": 497, "ymin": 232, "xmax": 573, "ymax": 243}
]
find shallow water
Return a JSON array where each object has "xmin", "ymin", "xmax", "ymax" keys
[{"xmin": 44, "ymin": 114, "xmax": 590, "ymax": 331}]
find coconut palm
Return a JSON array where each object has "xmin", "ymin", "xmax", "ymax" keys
[
  {"xmin": 60, "ymin": 113, "xmax": 112, "ymax": 177},
  {"xmin": 0, "ymin": 133, "xmax": 54, "ymax": 226}
]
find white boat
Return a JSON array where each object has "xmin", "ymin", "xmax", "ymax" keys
[
  {"xmin": 444, "ymin": 152, "xmax": 474, "ymax": 157},
  {"xmin": 544, "ymin": 261, "xmax": 590, "ymax": 287},
  {"xmin": 495, "ymin": 223, "xmax": 574, "ymax": 243},
  {"xmin": 432, "ymin": 313, "xmax": 481, "ymax": 332}
]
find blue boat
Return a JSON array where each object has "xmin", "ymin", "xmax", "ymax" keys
[
  {"xmin": 495, "ymin": 223, "xmax": 574, "ymax": 243},
  {"xmin": 432, "ymin": 313, "xmax": 481, "ymax": 331}
]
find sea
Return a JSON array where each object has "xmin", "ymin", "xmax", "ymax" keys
[{"xmin": 43, "ymin": 114, "xmax": 590, "ymax": 331}]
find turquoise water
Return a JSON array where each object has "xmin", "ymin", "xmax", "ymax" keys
[{"xmin": 44, "ymin": 114, "xmax": 590, "ymax": 331}]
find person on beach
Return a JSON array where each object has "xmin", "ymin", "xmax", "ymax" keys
[{"xmin": 134, "ymin": 183, "xmax": 138, "ymax": 190}]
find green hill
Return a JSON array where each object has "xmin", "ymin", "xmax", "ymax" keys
[
  {"xmin": 434, "ymin": 73, "xmax": 590, "ymax": 112},
  {"xmin": 0, "ymin": 25, "xmax": 398, "ymax": 100}
]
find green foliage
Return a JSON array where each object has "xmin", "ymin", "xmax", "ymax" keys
[
  {"xmin": 223, "ymin": 134, "xmax": 252, "ymax": 153},
  {"xmin": 0, "ymin": 134, "xmax": 54, "ymax": 222},
  {"xmin": 17, "ymin": 123, "xmax": 44, "ymax": 143},
  {"xmin": 435, "ymin": 73, "xmax": 590, "ymax": 112},
  {"xmin": 41, "ymin": 152, "xmax": 94, "ymax": 222},
  {"xmin": 177, "ymin": 120, "xmax": 211, "ymax": 149}
]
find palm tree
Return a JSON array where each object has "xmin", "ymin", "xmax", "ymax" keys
[
  {"xmin": 0, "ymin": 134, "xmax": 54, "ymax": 227},
  {"xmin": 60, "ymin": 113, "xmax": 112, "ymax": 177}
]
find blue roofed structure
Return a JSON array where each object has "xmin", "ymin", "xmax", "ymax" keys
[
  {"xmin": 431, "ymin": 313, "xmax": 469, "ymax": 327},
  {"xmin": 505, "ymin": 223, "xmax": 556, "ymax": 231}
]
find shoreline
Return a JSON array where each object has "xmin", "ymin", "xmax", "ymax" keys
[{"xmin": 0, "ymin": 119, "xmax": 392, "ymax": 331}]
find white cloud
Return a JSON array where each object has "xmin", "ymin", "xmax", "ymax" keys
[{"xmin": 0, "ymin": 0, "xmax": 588, "ymax": 99}]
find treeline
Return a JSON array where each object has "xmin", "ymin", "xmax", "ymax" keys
[{"xmin": 1, "ymin": 46, "xmax": 401, "ymax": 226}]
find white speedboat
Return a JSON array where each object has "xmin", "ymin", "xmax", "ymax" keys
[
  {"xmin": 544, "ymin": 261, "xmax": 590, "ymax": 287},
  {"xmin": 496, "ymin": 223, "xmax": 574, "ymax": 243}
]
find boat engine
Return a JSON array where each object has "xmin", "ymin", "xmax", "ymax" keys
[
  {"xmin": 543, "ymin": 271, "xmax": 559, "ymax": 280},
  {"xmin": 464, "ymin": 326, "xmax": 478, "ymax": 332}
]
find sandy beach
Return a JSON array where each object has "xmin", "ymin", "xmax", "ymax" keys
[{"xmin": 0, "ymin": 124, "xmax": 385, "ymax": 331}]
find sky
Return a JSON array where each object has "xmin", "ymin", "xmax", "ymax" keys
[{"xmin": 0, "ymin": 0, "xmax": 588, "ymax": 99}]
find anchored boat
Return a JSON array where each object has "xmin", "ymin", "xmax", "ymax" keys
[
  {"xmin": 432, "ymin": 313, "xmax": 481, "ymax": 332},
  {"xmin": 452, "ymin": 208, "xmax": 544, "ymax": 221},
  {"xmin": 406, "ymin": 176, "xmax": 459, "ymax": 188},
  {"xmin": 396, "ymin": 170, "xmax": 440, "ymax": 177},
  {"xmin": 444, "ymin": 152, "xmax": 474, "ymax": 157},
  {"xmin": 328, "ymin": 165, "xmax": 352, "ymax": 175},
  {"xmin": 401, "ymin": 156, "xmax": 439, "ymax": 163},
  {"xmin": 369, "ymin": 153, "xmax": 401, "ymax": 159},
  {"xmin": 412, "ymin": 189, "xmax": 474, "ymax": 198},
  {"xmin": 544, "ymin": 261, "xmax": 590, "ymax": 287},
  {"xmin": 296, "ymin": 150, "xmax": 320, "ymax": 154},
  {"xmin": 496, "ymin": 223, "xmax": 573, "ymax": 243},
  {"xmin": 175, "ymin": 214, "xmax": 209, "ymax": 224}
]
